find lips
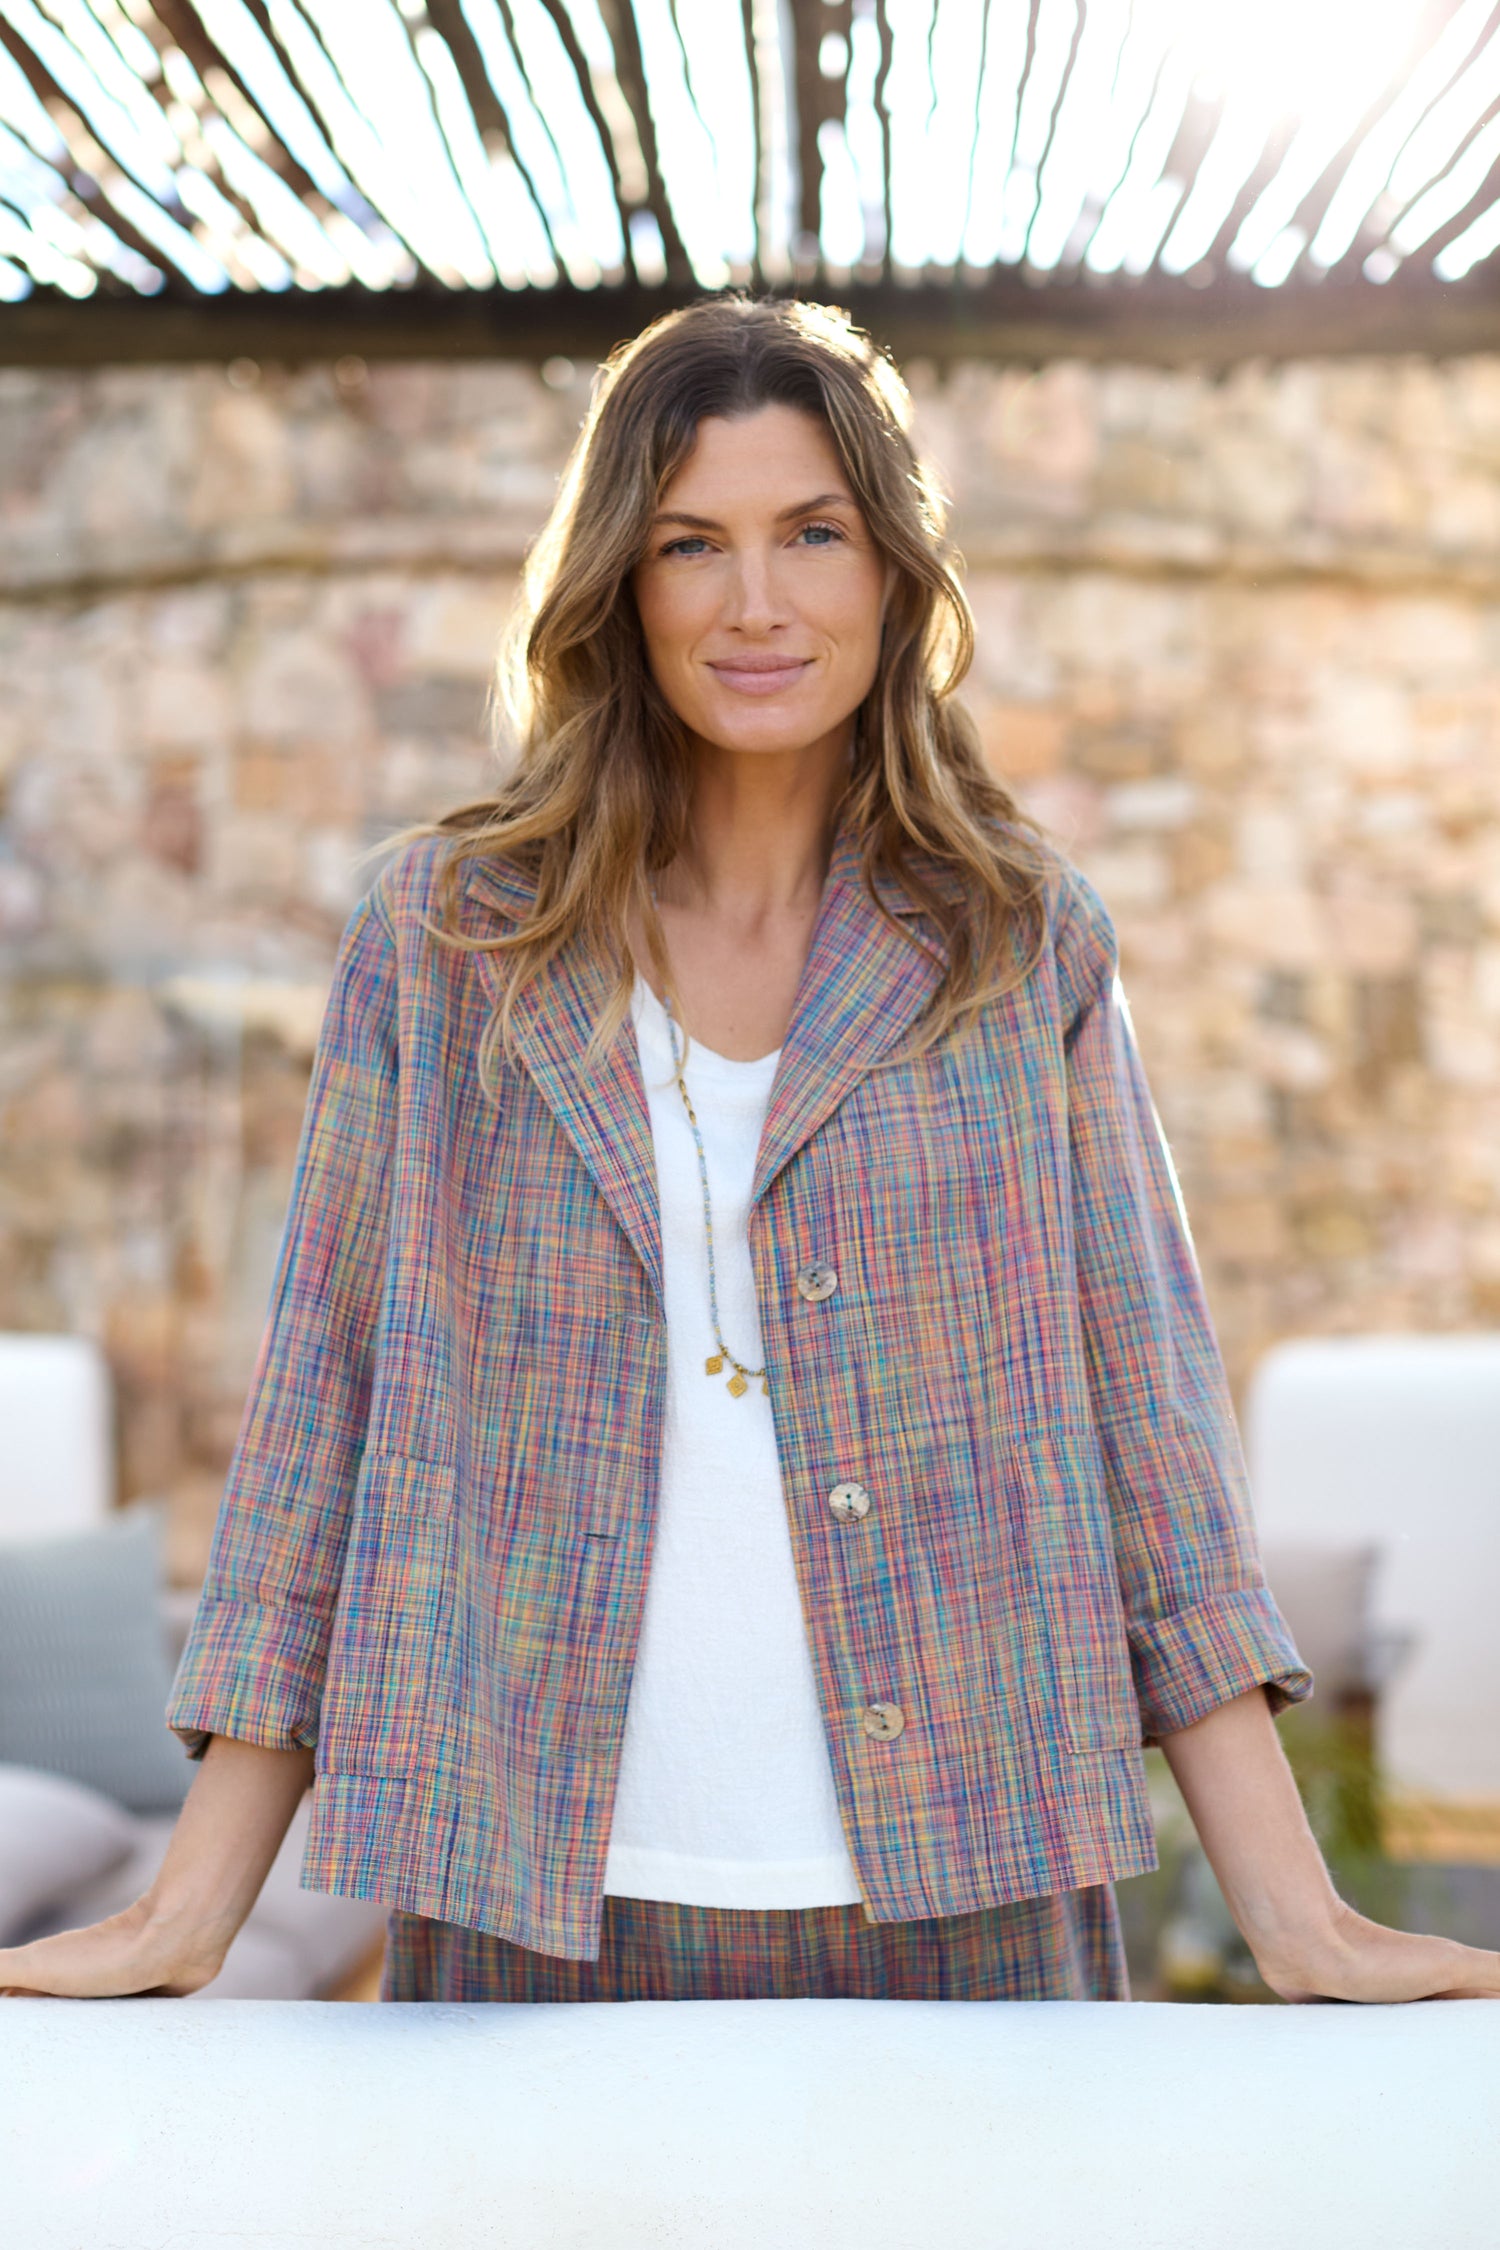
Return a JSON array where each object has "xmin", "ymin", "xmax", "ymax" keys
[{"xmin": 706, "ymin": 656, "xmax": 813, "ymax": 694}]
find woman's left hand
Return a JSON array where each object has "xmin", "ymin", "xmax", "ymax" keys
[
  {"xmin": 1162, "ymin": 1688, "xmax": 1500, "ymax": 2005},
  {"xmin": 1253, "ymin": 1898, "xmax": 1500, "ymax": 2004}
]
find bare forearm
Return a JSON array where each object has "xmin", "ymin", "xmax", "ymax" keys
[
  {"xmin": 1160, "ymin": 1687, "xmax": 1500, "ymax": 2002},
  {"xmin": 138, "ymin": 1735, "xmax": 315, "ymax": 1971},
  {"xmin": 0, "ymin": 1735, "xmax": 313, "ymax": 1998},
  {"xmin": 1159, "ymin": 1688, "xmax": 1340, "ymax": 1965}
]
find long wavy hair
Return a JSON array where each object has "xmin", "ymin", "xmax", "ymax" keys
[{"xmin": 398, "ymin": 293, "xmax": 1047, "ymax": 1085}]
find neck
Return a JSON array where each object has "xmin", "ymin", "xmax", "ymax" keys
[{"xmin": 655, "ymin": 730, "xmax": 850, "ymax": 919}]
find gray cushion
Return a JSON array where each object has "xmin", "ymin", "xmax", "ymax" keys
[{"xmin": 0, "ymin": 1508, "xmax": 192, "ymax": 1813}]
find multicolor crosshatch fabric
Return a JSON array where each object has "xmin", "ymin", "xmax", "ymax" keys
[
  {"xmin": 383, "ymin": 1888, "xmax": 1128, "ymax": 2003},
  {"xmin": 167, "ymin": 816, "xmax": 1312, "ymax": 1962}
]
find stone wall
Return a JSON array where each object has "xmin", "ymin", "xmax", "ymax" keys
[{"xmin": 2, "ymin": 351, "xmax": 1498, "ymax": 1572}]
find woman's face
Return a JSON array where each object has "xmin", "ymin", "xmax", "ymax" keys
[{"xmin": 632, "ymin": 402, "xmax": 891, "ymax": 764}]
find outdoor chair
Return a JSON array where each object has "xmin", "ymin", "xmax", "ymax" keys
[{"xmin": 0, "ymin": 1332, "xmax": 386, "ymax": 1996}]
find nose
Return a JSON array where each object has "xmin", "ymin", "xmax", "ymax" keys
[{"xmin": 721, "ymin": 544, "xmax": 788, "ymax": 636}]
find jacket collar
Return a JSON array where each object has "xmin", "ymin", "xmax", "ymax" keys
[{"xmin": 461, "ymin": 816, "xmax": 947, "ymax": 1307}]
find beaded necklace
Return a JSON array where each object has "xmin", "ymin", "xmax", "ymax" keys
[
  {"xmin": 655, "ymin": 982, "xmax": 771, "ymax": 1399},
  {"xmin": 646, "ymin": 872, "xmax": 769, "ymax": 1396}
]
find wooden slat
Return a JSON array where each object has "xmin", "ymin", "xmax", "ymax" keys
[
  {"xmin": 1284, "ymin": 0, "xmax": 1490, "ymax": 274},
  {"xmin": 1382, "ymin": 84, "xmax": 1500, "ymax": 259},
  {"xmin": 1149, "ymin": 82, "xmax": 1253, "ymax": 276},
  {"xmin": 872, "ymin": 0, "xmax": 894, "ymax": 276},
  {"xmin": 1074, "ymin": 27, "xmax": 1172, "ymax": 272},
  {"xmin": 1402, "ymin": 145, "xmax": 1500, "ymax": 268},
  {"xmin": 533, "ymin": 0, "xmax": 634, "ymax": 250},
  {"xmin": 793, "ymin": 0, "xmax": 825, "ymax": 256},
  {"xmin": 737, "ymin": 0, "xmax": 761, "ymax": 282},
  {"xmin": 593, "ymin": 0, "xmax": 692, "ymax": 283},
  {"xmin": 122, "ymin": 2, "xmax": 323, "ymax": 279},
  {"xmin": 149, "ymin": 0, "xmax": 330, "ymax": 214},
  {"xmin": 235, "ymin": 0, "xmax": 440, "ymax": 278},
  {"xmin": 0, "ymin": 16, "xmax": 209, "ymax": 295},
  {"xmin": 1020, "ymin": 0, "xmax": 1087, "ymax": 268},
  {"xmin": 420, "ymin": 0, "xmax": 562, "ymax": 274}
]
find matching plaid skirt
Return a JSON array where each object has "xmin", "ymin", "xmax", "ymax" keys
[{"xmin": 382, "ymin": 1885, "xmax": 1128, "ymax": 2002}]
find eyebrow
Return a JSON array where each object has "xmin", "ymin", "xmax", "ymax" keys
[{"xmin": 649, "ymin": 491, "xmax": 854, "ymax": 530}]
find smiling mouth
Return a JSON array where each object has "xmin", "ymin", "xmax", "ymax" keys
[{"xmin": 706, "ymin": 657, "xmax": 813, "ymax": 694}]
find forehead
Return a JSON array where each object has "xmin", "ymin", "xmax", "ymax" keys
[{"xmin": 660, "ymin": 404, "xmax": 851, "ymax": 506}]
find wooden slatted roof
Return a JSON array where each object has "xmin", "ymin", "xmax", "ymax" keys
[{"xmin": 2, "ymin": 0, "xmax": 1500, "ymax": 363}]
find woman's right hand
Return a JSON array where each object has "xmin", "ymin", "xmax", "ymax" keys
[
  {"xmin": 0, "ymin": 1734, "xmax": 316, "ymax": 2001},
  {"xmin": 0, "ymin": 1897, "xmax": 230, "ymax": 1998}
]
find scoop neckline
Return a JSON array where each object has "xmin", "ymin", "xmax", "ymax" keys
[{"xmin": 631, "ymin": 974, "xmax": 782, "ymax": 1074}]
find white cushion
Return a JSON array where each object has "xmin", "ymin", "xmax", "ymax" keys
[
  {"xmin": 0, "ymin": 1335, "xmax": 112, "ymax": 1544},
  {"xmin": 0, "ymin": 1765, "xmax": 137, "ymax": 1946}
]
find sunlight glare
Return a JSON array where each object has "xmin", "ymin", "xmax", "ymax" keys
[{"xmin": 893, "ymin": 0, "xmax": 1433, "ymax": 282}]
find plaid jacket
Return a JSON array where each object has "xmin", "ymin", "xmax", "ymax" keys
[{"xmin": 168, "ymin": 819, "xmax": 1311, "ymax": 1960}]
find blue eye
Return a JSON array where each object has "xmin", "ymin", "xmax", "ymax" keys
[
  {"xmin": 662, "ymin": 535, "xmax": 710, "ymax": 557},
  {"xmin": 798, "ymin": 521, "xmax": 842, "ymax": 546}
]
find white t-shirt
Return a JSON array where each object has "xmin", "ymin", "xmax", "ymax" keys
[{"xmin": 601, "ymin": 976, "xmax": 865, "ymax": 1910}]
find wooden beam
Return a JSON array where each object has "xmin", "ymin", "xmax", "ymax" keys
[{"xmin": 3, "ymin": 267, "xmax": 1499, "ymax": 369}]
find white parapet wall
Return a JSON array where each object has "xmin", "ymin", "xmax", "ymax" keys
[
  {"xmin": 6, "ymin": 1997, "xmax": 1499, "ymax": 2250},
  {"xmin": 1247, "ymin": 1334, "xmax": 1500, "ymax": 1800}
]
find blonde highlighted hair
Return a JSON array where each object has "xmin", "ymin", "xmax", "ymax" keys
[{"xmin": 396, "ymin": 294, "xmax": 1046, "ymax": 1084}]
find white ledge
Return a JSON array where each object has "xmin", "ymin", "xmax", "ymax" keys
[{"xmin": 7, "ymin": 1997, "xmax": 1498, "ymax": 2248}]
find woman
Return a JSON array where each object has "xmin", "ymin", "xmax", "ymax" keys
[{"xmin": 4, "ymin": 297, "xmax": 1497, "ymax": 2006}]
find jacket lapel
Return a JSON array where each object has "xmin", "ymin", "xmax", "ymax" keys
[
  {"xmin": 463, "ymin": 856, "xmax": 665, "ymax": 1305},
  {"xmin": 459, "ymin": 816, "xmax": 949, "ymax": 1299},
  {"xmin": 749, "ymin": 820, "xmax": 945, "ymax": 1208}
]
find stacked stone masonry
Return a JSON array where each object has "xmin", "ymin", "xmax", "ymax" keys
[{"xmin": 2, "ymin": 354, "xmax": 1498, "ymax": 1572}]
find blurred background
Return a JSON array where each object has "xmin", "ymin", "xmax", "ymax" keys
[{"xmin": 1, "ymin": 0, "xmax": 1499, "ymax": 1999}]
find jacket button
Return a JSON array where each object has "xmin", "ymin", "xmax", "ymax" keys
[
  {"xmin": 862, "ymin": 1702, "xmax": 905, "ymax": 1741},
  {"xmin": 828, "ymin": 1480, "xmax": 870, "ymax": 1522},
  {"xmin": 796, "ymin": 1260, "xmax": 838, "ymax": 1303}
]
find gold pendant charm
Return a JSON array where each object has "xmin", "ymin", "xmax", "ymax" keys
[
  {"xmin": 761, "ymin": 1377, "xmax": 770, "ymax": 1395},
  {"xmin": 727, "ymin": 1371, "xmax": 748, "ymax": 1397},
  {"xmin": 705, "ymin": 1354, "xmax": 724, "ymax": 1375}
]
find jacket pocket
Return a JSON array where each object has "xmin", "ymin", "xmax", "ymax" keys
[
  {"xmin": 1009, "ymin": 1425, "xmax": 1143, "ymax": 1755},
  {"xmin": 318, "ymin": 1450, "xmax": 456, "ymax": 1779}
]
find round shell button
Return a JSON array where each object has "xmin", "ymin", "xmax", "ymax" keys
[
  {"xmin": 862, "ymin": 1702, "xmax": 905, "ymax": 1742},
  {"xmin": 796, "ymin": 1260, "xmax": 839, "ymax": 1303},
  {"xmin": 828, "ymin": 1480, "xmax": 871, "ymax": 1522}
]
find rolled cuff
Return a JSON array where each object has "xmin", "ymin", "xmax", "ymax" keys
[
  {"xmin": 166, "ymin": 1597, "xmax": 328, "ymax": 1759},
  {"xmin": 1128, "ymin": 1584, "xmax": 1314, "ymax": 1743}
]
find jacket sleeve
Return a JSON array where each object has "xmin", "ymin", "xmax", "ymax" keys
[
  {"xmin": 167, "ymin": 883, "xmax": 399, "ymax": 1756},
  {"xmin": 1056, "ymin": 868, "xmax": 1313, "ymax": 1743}
]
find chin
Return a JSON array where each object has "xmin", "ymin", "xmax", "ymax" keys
[{"xmin": 692, "ymin": 702, "xmax": 844, "ymax": 758}]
